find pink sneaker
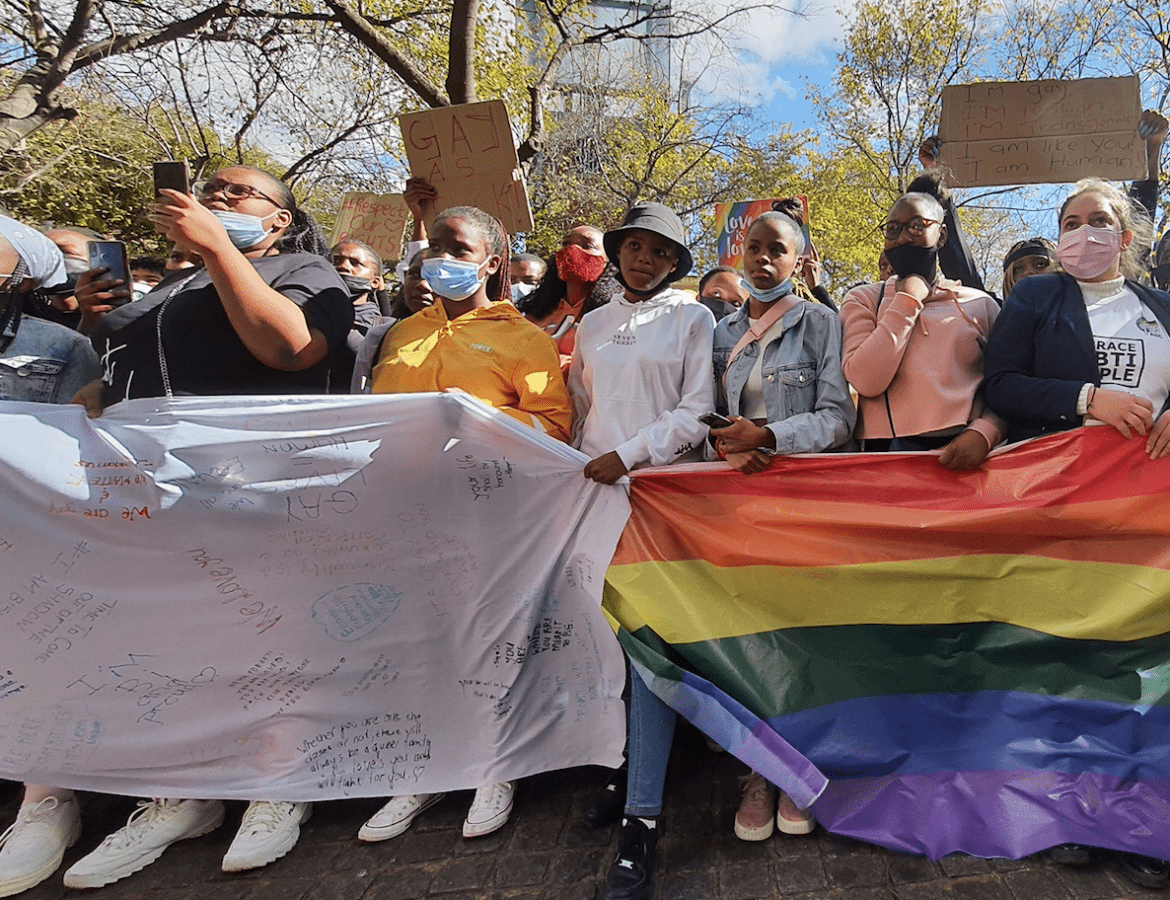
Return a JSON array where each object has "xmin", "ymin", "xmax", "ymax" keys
[
  {"xmin": 776, "ymin": 790, "xmax": 815, "ymax": 835},
  {"xmin": 734, "ymin": 772, "xmax": 776, "ymax": 841}
]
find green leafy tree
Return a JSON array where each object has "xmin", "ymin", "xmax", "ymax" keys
[
  {"xmin": 809, "ymin": 0, "xmax": 990, "ymax": 196},
  {"xmin": 0, "ymin": 75, "xmax": 289, "ymax": 252}
]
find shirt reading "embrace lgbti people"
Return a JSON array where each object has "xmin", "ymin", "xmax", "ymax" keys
[{"xmin": 1082, "ymin": 276, "xmax": 1170, "ymax": 417}]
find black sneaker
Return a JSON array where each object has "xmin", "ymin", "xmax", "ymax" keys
[
  {"xmin": 1114, "ymin": 852, "xmax": 1170, "ymax": 890},
  {"xmin": 1047, "ymin": 843, "xmax": 1093, "ymax": 866},
  {"xmin": 587, "ymin": 766, "xmax": 628, "ymax": 829},
  {"xmin": 601, "ymin": 817, "xmax": 658, "ymax": 900}
]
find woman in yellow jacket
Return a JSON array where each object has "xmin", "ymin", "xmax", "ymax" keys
[
  {"xmin": 370, "ymin": 206, "xmax": 571, "ymax": 442},
  {"xmin": 363, "ymin": 206, "xmax": 570, "ymax": 841}
]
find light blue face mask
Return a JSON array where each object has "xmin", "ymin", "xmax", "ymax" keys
[
  {"xmin": 212, "ymin": 209, "xmax": 281, "ymax": 250},
  {"xmin": 511, "ymin": 281, "xmax": 537, "ymax": 302},
  {"xmin": 740, "ymin": 276, "xmax": 794, "ymax": 304},
  {"xmin": 421, "ymin": 257, "xmax": 488, "ymax": 301}
]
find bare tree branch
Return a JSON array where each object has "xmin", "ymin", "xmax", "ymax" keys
[{"xmin": 323, "ymin": 0, "xmax": 450, "ymax": 109}]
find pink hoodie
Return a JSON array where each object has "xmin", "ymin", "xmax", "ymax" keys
[{"xmin": 840, "ymin": 277, "xmax": 1005, "ymax": 445}]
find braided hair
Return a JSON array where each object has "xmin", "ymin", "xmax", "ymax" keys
[
  {"xmin": 432, "ymin": 206, "xmax": 511, "ymax": 303},
  {"xmin": 239, "ymin": 166, "xmax": 331, "ymax": 258}
]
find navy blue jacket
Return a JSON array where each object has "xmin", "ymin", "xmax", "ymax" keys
[{"xmin": 983, "ymin": 273, "xmax": 1170, "ymax": 442}]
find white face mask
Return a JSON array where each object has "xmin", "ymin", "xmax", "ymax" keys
[{"xmin": 511, "ymin": 282, "xmax": 536, "ymax": 303}]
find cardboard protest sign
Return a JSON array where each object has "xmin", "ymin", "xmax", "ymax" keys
[
  {"xmin": 938, "ymin": 76, "xmax": 1146, "ymax": 187},
  {"xmin": 0, "ymin": 394, "xmax": 627, "ymax": 799},
  {"xmin": 715, "ymin": 197, "xmax": 811, "ymax": 270},
  {"xmin": 399, "ymin": 100, "xmax": 534, "ymax": 233},
  {"xmin": 330, "ymin": 193, "xmax": 411, "ymax": 263}
]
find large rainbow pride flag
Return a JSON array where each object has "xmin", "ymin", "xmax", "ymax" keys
[{"xmin": 603, "ymin": 427, "xmax": 1170, "ymax": 860}]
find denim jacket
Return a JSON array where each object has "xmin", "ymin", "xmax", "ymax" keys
[
  {"xmin": 0, "ymin": 317, "xmax": 101, "ymax": 404},
  {"xmin": 712, "ymin": 300, "xmax": 855, "ymax": 455}
]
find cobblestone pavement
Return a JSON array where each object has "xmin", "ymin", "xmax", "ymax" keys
[{"xmin": 3, "ymin": 727, "xmax": 1159, "ymax": 900}]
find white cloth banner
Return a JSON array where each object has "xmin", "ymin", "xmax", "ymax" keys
[{"xmin": 0, "ymin": 393, "xmax": 629, "ymax": 800}]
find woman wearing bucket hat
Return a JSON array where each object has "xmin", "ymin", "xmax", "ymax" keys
[
  {"xmin": 569, "ymin": 202, "xmax": 713, "ymax": 486},
  {"xmin": 569, "ymin": 202, "xmax": 714, "ymax": 900}
]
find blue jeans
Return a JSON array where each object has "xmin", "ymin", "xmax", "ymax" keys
[{"xmin": 624, "ymin": 667, "xmax": 676, "ymax": 817}]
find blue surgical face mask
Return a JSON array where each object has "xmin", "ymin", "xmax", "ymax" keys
[
  {"xmin": 211, "ymin": 209, "xmax": 281, "ymax": 250},
  {"xmin": 740, "ymin": 276, "xmax": 794, "ymax": 304},
  {"xmin": 422, "ymin": 257, "xmax": 488, "ymax": 301}
]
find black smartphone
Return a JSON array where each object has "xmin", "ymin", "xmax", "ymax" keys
[
  {"xmin": 699, "ymin": 412, "xmax": 734, "ymax": 429},
  {"xmin": 153, "ymin": 160, "xmax": 190, "ymax": 195},
  {"xmin": 87, "ymin": 240, "xmax": 132, "ymax": 307}
]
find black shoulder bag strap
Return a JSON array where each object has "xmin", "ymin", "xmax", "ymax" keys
[{"xmin": 876, "ymin": 281, "xmax": 898, "ymax": 437}]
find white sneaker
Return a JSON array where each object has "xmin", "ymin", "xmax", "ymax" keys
[
  {"xmin": 221, "ymin": 801, "xmax": 311, "ymax": 872},
  {"xmin": 0, "ymin": 796, "xmax": 82, "ymax": 897},
  {"xmin": 462, "ymin": 782, "xmax": 514, "ymax": 838},
  {"xmin": 357, "ymin": 794, "xmax": 445, "ymax": 842},
  {"xmin": 62, "ymin": 799, "xmax": 224, "ymax": 888}
]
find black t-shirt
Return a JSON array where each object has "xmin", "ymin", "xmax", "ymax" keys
[
  {"xmin": 329, "ymin": 300, "xmax": 382, "ymax": 394},
  {"xmin": 91, "ymin": 254, "xmax": 353, "ymax": 403}
]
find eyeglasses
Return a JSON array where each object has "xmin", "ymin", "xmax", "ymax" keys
[
  {"xmin": 882, "ymin": 217, "xmax": 940, "ymax": 240},
  {"xmin": 193, "ymin": 179, "xmax": 281, "ymax": 206}
]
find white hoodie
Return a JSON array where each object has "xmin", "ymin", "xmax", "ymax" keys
[{"xmin": 569, "ymin": 287, "xmax": 715, "ymax": 469}]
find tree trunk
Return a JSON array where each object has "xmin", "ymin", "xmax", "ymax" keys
[{"xmin": 446, "ymin": 0, "xmax": 479, "ymax": 105}]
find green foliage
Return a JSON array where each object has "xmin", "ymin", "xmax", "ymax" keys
[
  {"xmin": 809, "ymin": 0, "xmax": 990, "ymax": 195},
  {"xmin": 0, "ymin": 86, "xmax": 183, "ymax": 252},
  {"xmin": 0, "ymin": 78, "xmax": 306, "ymax": 254},
  {"xmin": 524, "ymin": 74, "xmax": 806, "ymax": 270}
]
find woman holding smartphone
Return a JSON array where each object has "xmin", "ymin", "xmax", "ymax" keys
[{"xmin": 58, "ymin": 166, "xmax": 352, "ymax": 892}]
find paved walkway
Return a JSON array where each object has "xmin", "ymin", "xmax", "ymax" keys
[{"xmin": 4, "ymin": 727, "xmax": 1158, "ymax": 900}]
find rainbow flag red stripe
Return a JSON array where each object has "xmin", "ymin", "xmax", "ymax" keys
[{"xmin": 603, "ymin": 427, "xmax": 1170, "ymax": 860}]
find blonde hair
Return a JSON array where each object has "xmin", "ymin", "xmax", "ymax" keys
[{"xmin": 1059, "ymin": 178, "xmax": 1153, "ymax": 282}]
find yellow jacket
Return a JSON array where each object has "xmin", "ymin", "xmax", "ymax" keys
[{"xmin": 370, "ymin": 301, "xmax": 572, "ymax": 443}]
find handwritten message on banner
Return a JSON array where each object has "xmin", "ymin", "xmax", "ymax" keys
[
  {"xmin": 399, "ymin": 100, "xmax": 535, "ymax": 233},
  {"xmin": 0, "ymin": 394, "xmax": 628, "ymax": 800},
  {"xmin": 330, "ymin": 193, "xmax": 411, "ymax": 263},
  {"xmin": 715, "ymin": 198, "xmax": 811, "ymax": 270},
  {"xmin": 939, "ymin": 76, "xmax": 1145, "ymax": 187}
]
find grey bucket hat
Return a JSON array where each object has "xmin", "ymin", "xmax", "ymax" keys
[{"xmin": 603, "ymin": 202, "xmax": 693, "ymax": 283}]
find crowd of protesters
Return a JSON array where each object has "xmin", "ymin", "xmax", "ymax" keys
[{"xmin": 0, "ymin": 106, "xmax": 1168, "ymax": 899}]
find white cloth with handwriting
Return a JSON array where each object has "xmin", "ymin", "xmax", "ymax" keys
[{"xmin": 0, "ymin": 393, "xmax": 627, "ymax": 799}]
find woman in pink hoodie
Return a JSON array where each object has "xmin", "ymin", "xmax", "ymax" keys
[{"xmin": 840, "ymin": 191, "xmax": 1004, "ymax": 468}]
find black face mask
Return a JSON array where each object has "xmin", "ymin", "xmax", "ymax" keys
[
  {"xmin": 613, "ymin": 269, "xmax": 669, "ymax": 298},
  {"xmin": 884, "ymin": 244, "xmax": 939, "ymax": 283},
  {"xmin": 44, "ymin": 270, "xmax": 79, "ymax": 299},
  {"xmin": 1152, "ymin": 263, "xmax": 1170, "ymax": 291},
  {"xmin": 340, "ymin": 274, "xmax": 373, "ymax": 300}
]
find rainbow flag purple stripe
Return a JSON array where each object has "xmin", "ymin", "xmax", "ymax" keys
[{"xmin": 603, "ymin": 428, "xmax": 1170, "ymax": 859}]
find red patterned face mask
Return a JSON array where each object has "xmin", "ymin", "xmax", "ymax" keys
[{"xmin": 556, "ymin": 244, "xmax": 607, "ymax": 284}]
